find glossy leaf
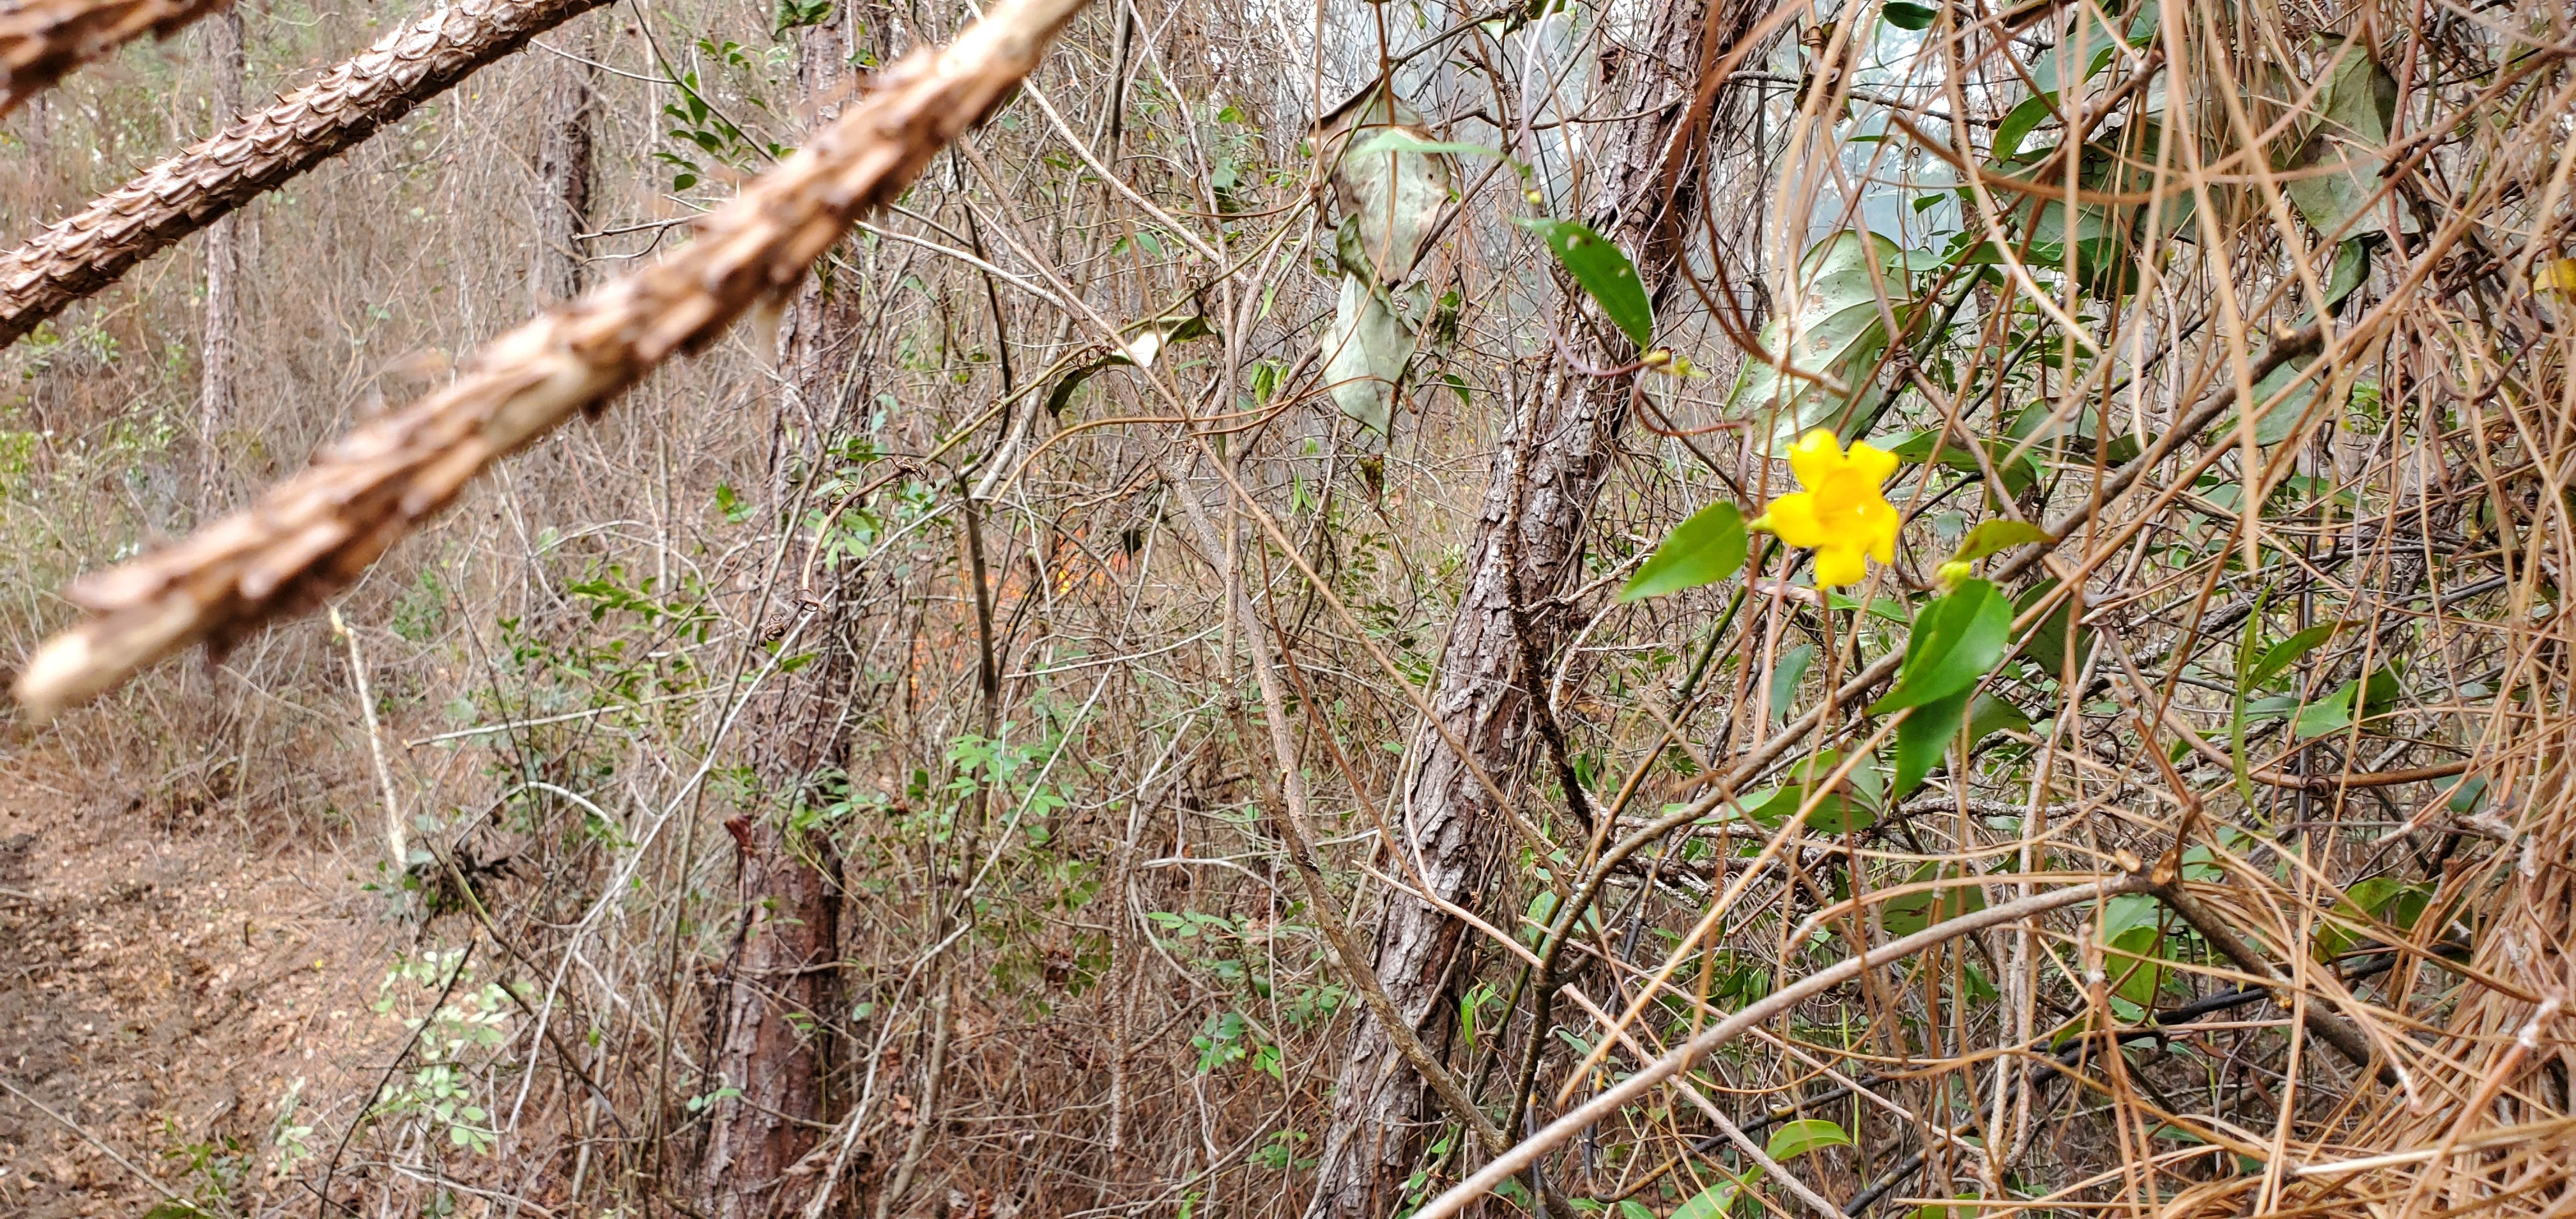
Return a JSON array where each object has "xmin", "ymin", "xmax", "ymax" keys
[
  {"xmin": 1993, "ymin": 94, "xmax": 2060, "ymax": 164},
  {"xmin": 1874, "ymin": 578, "xmax": 2014, "ymax": 713},
  {"xmin": 1894, "ymin": 687, "xmax": 1971, "ymax": 796},
  {"xmin": 1620, "ymin": 502, "xmax": 1748, "ymax": 601},
  {"xmin": 1516, "ymin": 218, "xmax": 1655, "ymax": 351},
  {"xmin": 1766, "ymin": 1118, "xmax": 1853, "ymax": 1162},
  {"xmin": 1882, "ymin": 1, "xmax": 1936, "ymax": 27},
  {"xmin": 1673, "ymin": 1181, "xmax": 1744, "ymax": 1219}
]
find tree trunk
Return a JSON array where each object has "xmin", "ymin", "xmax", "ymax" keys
[
  {"xmin": 697, "ymin": 17, "xmax": 866, "ymax": 1218},
  {"xmin": 530, "ymin": 14, "xmax": 595, "ymax": 307},
  {"xmin": 1304, "ymin": 1, "xmax": 1745, "ymax": 1213},
  {"xmin": 197, "ymin": 2, "xmax": 241, "ymax": 486}
]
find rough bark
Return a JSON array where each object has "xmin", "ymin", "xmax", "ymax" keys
[
  {"xmin": 0, "ymin": 0, "xmax": 230, "ymax": 115},
  {"xmin": 1304, "ymin": 1, "xmax": 1744, "ymax": 1213},
  {"xmin": 530, "ymin": 15, "xmax": 597, "ymax": 307},
  {"xmin": 701, "ymin": 808, "xmax": 843, "ymax": 1219},
  {"xmin": 0, "ymin": 0, "xmax": 620, "ymax": 351},
  {"xmin": 197, "ymin": 2, "xmax": 242, "ymax": 472},
  {"xmin": 695, "ymin": 16, "xmax": 868, "ymax": 1217}
]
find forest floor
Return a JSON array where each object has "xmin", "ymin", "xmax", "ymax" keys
[{"xmin": 0, "ymin": 744, "xmax": 402, "ymax": 1218}]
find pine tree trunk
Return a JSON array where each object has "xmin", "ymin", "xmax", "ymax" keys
[
  {"xmin": 1304, "ymin": 1, "xmax": 1745, "ymax": 1212},
  {"xmin": 697, "ymin": 17, "xmax": 864, "ymax": 1218},
  {"xmin": 197, "ymin": 3, "xmax": 241, "ymax": 482},
  {"xmin": 530, "ymin": 15, "xmax": 594, "ymax": 307}
]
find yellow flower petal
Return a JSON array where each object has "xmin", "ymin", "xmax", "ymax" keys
[
  {"xmin": 1845, "ymin": 438, "xmax": 1899, "ymax": 485},
  {"xmin": 1762, "ymin": 430, "xmax": 1903, "ymax": 587},
  {"xmin": 1861, "ymin": 499, "xmax": 1899, "ymax": 562},
  {"xmin": 1764, "ymin": 491, "xmax": 1832, "ymax": 549},
  {"xmin": 1788, "ymin": 429, "xmax": 1845, "ymax": 489},
  {"xmin": 1813, "ymin": 546, "xmax": 1869, "ymax": 588}
]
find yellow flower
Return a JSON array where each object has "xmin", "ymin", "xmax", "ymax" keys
[{"xmin": 1755, "ymin": 430, "xmax": 1901, "ymax": 588}]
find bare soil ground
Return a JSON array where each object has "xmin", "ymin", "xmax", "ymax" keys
[{"xmin": 0, "ymin": 749, "xmax": 399, "ymax": 1218}]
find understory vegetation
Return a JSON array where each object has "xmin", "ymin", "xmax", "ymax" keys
[{"xmin": 3, "ymin": 0, "xmax": 2575, "ymax": 1214}]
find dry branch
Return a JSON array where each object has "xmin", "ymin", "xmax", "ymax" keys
[
  {"xmin": 12, "ymin": 0, "xmax": 1095, "ymax": 717},
  {"xmin": 0, "ymin": 0, "xmax": 618, "ymax": 348},
  {"xmin": 0, "ymin": 0, "xmax": 228, "ymax": 116}
]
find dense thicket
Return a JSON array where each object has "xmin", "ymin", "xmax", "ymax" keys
[{"xmin": 2, "ymin": 0, "xmax": 2573, "ymax": 1214}]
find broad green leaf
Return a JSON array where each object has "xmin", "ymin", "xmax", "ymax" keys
[
  {"xmin": 1874, "ymin": 579, "xmax": 2014, "ymax": 712},
  {"xmin": 1966, "ymin": 691, "xmax": 2030, "ymax": 749},
  {"xmin": 1620, "ymin": 502, "xmax": 1749, "ymax": 601},
  {"xmin": 2293, "ymin": 680, "xmax": 2358, "ymax": 739},
  {"xmin": 1887, "ymin": 429, "xmax": 2040, "ymax": 497},
  {"xmin": 1882, "ymin": 0, "xmax": 1936, "ymax": 28},
  {"xmin": 1993, "ymin": 94, "xmax": 2060, "ymax": 164},
  {"xmin": 1515, "ymin": 218, "xmax": 1655, "ymax": 351},
  {"xmin": 1880, "ymin": 864, "xmax": 1986, "ymax": 937},
  {"xmin": 2249, "ymin": 624, "xmax": 2340, "ymax": 689},
  {"xmin": 1766, "ymin": 1118, "xmax": 1853, "ymax": 1162},
  {"xmin": 1951, "ymin": 519, "xmax": 2051, "ymax": 565},
  {"xmin": 2447, "ymin": 775, "xmax": 2489, "ymax": 814},
  {"xmin": 1618, "ymin": 1201, "xmax": 1657, "ymax": 1219},
  {"xmin": 2101, "ymin": 893, "xmax": 2170, "ymax": 1006},
  {"xmin": 1893, "ymin": 687, "xmax": 1971, "ymax": 797},
  {"xmin": 2280, "ymin": 36, "xmax": 2400, "ymax": 241},
  {"xmin": 1673, "ymin": 1181, "xmax": 1743, "ymax": 1219},
  {"xmin": 2029, "ymin": 3, "xmax": 2154, "ymax": 95},
  {"xmin": 1911, "ymin": 1194, "xmax": 1982, "ymax": 1219},
  {"xmin": 1727, "ymin": 231, "xmax": 1917, "ymax": 454},
  {"xmin": 2014, "ymin": 578, "xmax": 2089, "ymax": 671}
]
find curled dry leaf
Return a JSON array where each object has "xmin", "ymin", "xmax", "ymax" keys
[
  {"xmin": 12, "ymin": 0, "xmax": 1096, "ymax": 717},
  {"xmin": 1310, "ymin": 86, "xmax": 1453, "ymax": 443}
]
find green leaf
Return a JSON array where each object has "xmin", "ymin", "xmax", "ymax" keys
[
  {"xmin": 1966, "ymin": 692, "xmax": 2030, "ymax": 749},
  {"xmin": 1882, "ymin": 0, "xmax": 1937, "ymax": 27},
  {"xmin": 1620, "ymin": 502, "xmax": 1748, "ymax": 601},
  {"xmin": 1951, "ymin": 519, "xmax": 2051, "ymax": 565},
  {"xmin": 2293, "ymin": 681, "xmax": 2358, "ymax": 739},
  {"xmin": 1874, "ymin": 579, "xmax": 2014, "ymax": 713},
  {"xmin": 1886, "ymin": 429, "xmax": 2040, "ymax": 498},
  {"xmin": 2012, "ymin": 578, "xmax": 2088, "ymax": 671},
  {"xmin": 1515, "ymin": 218, "xmax": 1655, "ymax": 350},
  {"xmin": 2101, "ymin": 893, "xmax": 2170, "ymax": 1006},
  {"xmin": 1673, "ymin": 1181, "xmax": 1743, "ymax": 1219},
  {"xmin": 1993, "ymin": 94, "xmax": 2060, "ymax": 164},
  {"xmin": 1619, "ymin": 1201, "xmax": 1657, "ymax": 1219},
  {"xmin": 2279, "ymin": 36, "xmax": 2400, "ymax": 241},
  {"xmin": 2249, "ymin": 624, "xmax": 2339, "ymax": 689},
  {"xmin": 1766, "ymin": 1118, "xmax": 1853, "ymax": 1162},
  {"xmin": 1894, "ymin": 687, "xmax": 1971, "ymax": 797},
  {"xmin": 1726, "ymin": 231, "xmax": 1917, "ymax": 454},
  {"xmin": 1769, "ymin": 644, "xmax": 1818, "ymax": 725}
]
